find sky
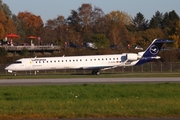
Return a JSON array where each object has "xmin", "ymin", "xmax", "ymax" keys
[{"xmin": 3, "ymin": 0, "xmax": 180, "ymax": 23}]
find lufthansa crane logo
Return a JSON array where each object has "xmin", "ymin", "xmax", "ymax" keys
[{"xmin": 150, "ymin": 45, "xmax": 159, "ymax": 55}]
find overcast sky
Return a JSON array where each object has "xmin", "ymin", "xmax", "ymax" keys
[{"xmin": 3, "ymin": 0, "xmax": 180, "ymax": 23}]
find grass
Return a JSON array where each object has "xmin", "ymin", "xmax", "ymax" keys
[{"xmin": 0, "ymin": 83, "xmax": 180, "ymax": 119}]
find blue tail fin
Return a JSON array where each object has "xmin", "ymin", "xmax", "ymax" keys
[
  {"xmin": 143, "ymin": 38, "xmax": 174, "ymax": 57},
  {"xmin": 135, "ymin": 38, "xmax": 174, "ymax": 65}
]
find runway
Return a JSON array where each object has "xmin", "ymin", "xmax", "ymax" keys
[{"xmin": 0, "ymin": 77, "xmax": 180, "ymax": 86}]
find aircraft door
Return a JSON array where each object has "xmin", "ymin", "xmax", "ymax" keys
[{"xmin": 24, "ymin": 59, "xmax": 32, "ymax": 69}]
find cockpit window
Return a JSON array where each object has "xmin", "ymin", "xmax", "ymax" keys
[{"xmin": 13, "ymin": 61, "xmax": 22, "ymax": 64}]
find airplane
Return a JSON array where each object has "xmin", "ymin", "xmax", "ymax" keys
[{"xmin": 5, "ymin": 38, "xmax": 173, "ymax": 76}]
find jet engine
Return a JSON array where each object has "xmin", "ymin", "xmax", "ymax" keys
[{"xmin": 126, "ymin": 53, "xmax": 140, "ymax": 61}]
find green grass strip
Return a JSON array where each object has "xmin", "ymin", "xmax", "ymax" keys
[{"xmin": 0, "ymin": 83, "xmax": 180, "ymax": 119}]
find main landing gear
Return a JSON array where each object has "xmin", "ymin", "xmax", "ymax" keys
[
  {"xmin": 91, "ymin": 70, "xmax": 100, "ymax": 75},
  {"xmin": 13, "ymin": 72, "xmax": 17, "ymax": 76}
]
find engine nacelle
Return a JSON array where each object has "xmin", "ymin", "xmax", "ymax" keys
[{"xmin": 126, "ymin": 53, "xmax": 139, "ymax": 61}]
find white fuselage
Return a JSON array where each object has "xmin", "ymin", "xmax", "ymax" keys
[{"xmin": 5, "ymin": 54, "xmax": 140, "ymax": 72}]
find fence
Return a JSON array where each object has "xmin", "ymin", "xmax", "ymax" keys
[{"xmin": 1, "ymin": 62, "xmax": 180, "ymax": 75}]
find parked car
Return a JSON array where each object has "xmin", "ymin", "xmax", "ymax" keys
[{"xmin": 135, "ymin": 46, "xmax": 143, "ymax": 50}]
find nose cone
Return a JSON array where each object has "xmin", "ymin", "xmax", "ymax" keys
[
  {"xmin": 5, "ymin": 65, "xmax": 13, "ymax": 73},
  {"xmin": 5, "ymin": 66, "xmax": 9, "ymax": 70}
]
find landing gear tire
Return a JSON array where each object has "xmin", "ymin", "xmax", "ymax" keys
[
  {"xmin": 91, "ymin": 70, "xmax": 100, "ymax": 75},
  {"xmin": 96, "ymin": 71, "xmax": 100, "ymax": 75},
  {"xmin": 13, "ymin": 72, "xmax": 17, "ymax": 76}
]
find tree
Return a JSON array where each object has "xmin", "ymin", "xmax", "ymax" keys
[
  {"xmin": 0, "ymin": 47, "xmax": 7, "ymax": 57},
  {"xmin": 67, "ymin": 4, "xmax": 96, "ymax": 43},
  {"xmin": 46, "ymin": 15, "xmax": 66, "ymax": 29},
  {"xmin": 12, "ymin": 14, "xmax": 25, "ymax": 41},
  {"xmin": 149, "ymin": 11, "xmax": 163, "ymax": 29},
  {"xmin": 142, "ymin": 28, "xmax": 165, "ymax": 46},
  {"xmin": 45, "ymin": 16, "xmax": 68, "ymax": 45},
  {"xmin": 133, "ymin": 12, "xmax": 149, "ymax": 31},
  {"xmin": 0, "ymin": 0, "xmax": 12, "ymax": 18},
  {"xmin": 91, "ymin": 6, "xmax": 104, "ymax": 24},
  {"xmin": 40, "ymin": 26, "xmax": 55, "ymax": 45},
  {"xmin": 67, "ymin": 10, "xmax": 81, "ymax": 32},
  {"xmin": 169, "ymin": 19, "xmax": 180, "ymax": 48},
  {"xmin": 78, "ymin": 4, "xmax": 93, "ymax": 27},
  {"xmin": 0, "ymin": 1, "xmax": 16, "ymax": 39},
  {"xmin": 105, "ymin": 12, "xmax": 130, "ymax": 47},
  {"xmin": 106, "ymin": 10, "xmax": 132, "ymax": 25},
  {"xmin": 161, "ymin": 10, "xmax": 179, "ymax": 35},
  {"xmin": 91, "ymin": 6, "xmax": 105, "ymax": 34},
  {"xmin": 17, "ymin": 11, "xmax": 44, "ymax": 37},
  {"xmin": 90, "ymin": 34, "xmax": 109, "ymax": 49},
  {"xmin": 0, "ymin": 10, "xmax": 16, "ymax": 38},
  {"xmin": 0, "ymin": 23, "xmax": 5, "ymax": 38}
]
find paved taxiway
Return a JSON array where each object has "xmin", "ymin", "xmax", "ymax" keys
[{"xmin": 0, "ymin": 77, "xmax": 180, "ymax": 86}]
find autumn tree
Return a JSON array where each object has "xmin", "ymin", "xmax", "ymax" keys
[
  {"xmin": 91, "ymin": 7, "xmax": 105, "ymax": 34},
  {"xmin": 67, "ymin": 4, "xmax": 106, "ymax": 45},
  {"xmin": 91, "ymin": 6, "xmax": 104, "ymax": 24},
  {"xmin": 105, "ymin": 11, "xmax": 130, "ymax": 47},
  {"xmin": 106, "ymin": 11, "xmax": 132, "ymax": 25},
  {"xmin": 0, "ymin": 10, "xmax": 5, "ymax": 38},
  {"xmin": 40, "ymin": 26, "xmax": 55, "ymax": 45},
  {"xmin": 78, "ymin": 4, "xmax": 93, "ymax": 27},
  {"xmin": 17, "ymin": 11, "xmax": 44, "ymax": 43},
  {"xmin": 45, "ymin": 15, "xmax": 68, "ymax": 45},
  {"xmin": 11, "ymin": 14, "xmax": 25, "ymax": 42},
  {"xmin": 0, "ymin": 10, "xmax": 16, "ymax": 38},
  {"xmin": 0, "ymin": 0, "xmax": 12, "ymax": 18},
  {"xmin": 0, "ymin": 1, "xmax": 16, "ymax": 38}
]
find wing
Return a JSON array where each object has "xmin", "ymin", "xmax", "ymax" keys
[{"xmin": 80, "ymin": 65, "xmax": 119, "ymax": 71}]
